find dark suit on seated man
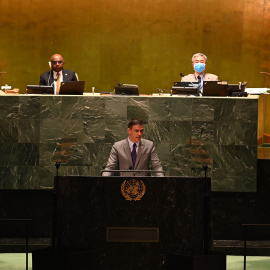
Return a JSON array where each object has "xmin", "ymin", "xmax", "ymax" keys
[
  {"xmin": 181, "ymin": 52, "xmax": 218, "ymax": 95},
  {"xmin": 103, "ymin": 119, "xmax": 164, "ymax": 177},
  {"xmin": 39, "ymin": 54, "xmax": 78, "ymax": 94}
]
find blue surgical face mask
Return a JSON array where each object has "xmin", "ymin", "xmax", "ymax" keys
[{"xmin": 194, "ymin": 63, "xmax": 205, "ymax": 73}]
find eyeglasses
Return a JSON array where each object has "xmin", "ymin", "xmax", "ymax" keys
[{"xmin": 51, "ymin": 61, "xmax": 63, "ymax": 64}]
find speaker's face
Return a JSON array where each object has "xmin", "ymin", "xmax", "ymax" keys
[
  {"xmin": 128, "ymin": 124, "xmax": 144, "ymax": 143},
  {"xmin": 50, "ymin": 54, "xmax": 65, "ymax": 72}
]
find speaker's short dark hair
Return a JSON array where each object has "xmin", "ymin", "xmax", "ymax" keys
[{"xmin": 128, "ymin": 119, "xmax": 143, "ymax": 129}]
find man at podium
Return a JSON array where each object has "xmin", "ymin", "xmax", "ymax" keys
[
  {"xmin": 39, "ymin": 54, "xmax": 78, "ymax": 94},
  {"xmin": 181, "ymin": 52, "xmax": 218, "ymax": 94},
  {"xmin": 102, "ymin": 119, "xmax": 164, "ymax": 177}
]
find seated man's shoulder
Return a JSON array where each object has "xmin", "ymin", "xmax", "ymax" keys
[
  {"xmin": 40, "ymin": 70, "xmax": 50, "ymax": 76},
  {"xmin": 205, "ymin": 73, "xmax": 218, "ymax": 80},
  {"xmin": 63, "ymin": 69, "xmax": 76, "ymax": 74},
  {"xmin": 181, "ymin": 74, "xmax": 195, "ymax": 82}
]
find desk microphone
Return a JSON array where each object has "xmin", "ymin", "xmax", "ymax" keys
[
  {"xmin": 180, "ymin": 73, "xmax": 197, "ymax": 87},
  {"xmin": 129, "ymin": 166, "xmax": 133, "ymax": 170}
]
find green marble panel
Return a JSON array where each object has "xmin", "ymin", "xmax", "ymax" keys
[
  {"xmin": 61, "ymin": 96, "xmax": 84, "ymax": 119},
  {"xmin": 0, "ymin": 95, "xmax": 258, "ymax": 192},
  {"xmin": 192, "ymin": 98, "xmax": 215, "ymax": 121},
  {"xmin": 105, "ymin": 96, "xmax": 127, "ymax": 120},
  {"xmin": 83, "ymin": 118, "xmax": 106, "ymax": 143},
  {"xmin": 127, "ymin": 97, "xmax": 150, "ymax": 122},
  {"xmin": 40, "ymin": 119, "xmax": 63, "ymax": 143},
  {"xmin": 39, "ymin": 96, "xmax": 62, "ymax": 119},
  {"xmin": 145, "ymin": 120, "xmax": 171, "ymax": 144},
  {"xmin": 214, "ymin": 99, "xmax": 236, "ymax": 122},
  {"xmin": 39, "ymin": 143, "xmax": 58, "ymax": 173},
  {"xmin": 0, "ymin": 166, "xmax": 19, "ymax": 189},
  {"xmin": 0, "ymin": 119, "xmax": 18, "ymax": 143},
  {"xmin": 18, "ymin": 143, "xmax": 39, "ymax": 166},
  {"xmin": 105, "ymin": 118, "xmax": 127, "ymax": 143},
  {"xmin": 19, "ymin": 96, "xmax": 41, "ymax": 119},
  {"xmin": 0, "ymin": 143, "xmax": 19, "ymax": 166},
  {"xmin": 191, "ymin": 121, "xmax": 215, "ymax": 144},
  {"xmin": 18, "ymin": 119, "xmax": 40, "ymax": 143},
  {"xmin": 0, "ymin": 97, "xmax": 19, "ymax": 119},
  {"xmin": 214, "ymin": 121, "xmax": 238, "ymax": 145},
  {"xmin": 170, "ymin": 121, "xmax": 192, "ymax": 145},
  {"xmin": 84, "ymin": 142, "xmax": 112, "ymax": 169},
  {"xmin": 61, "ymin": 119, "xmax": 91, "ymax": 143},
  {"xmin": 83, "ymin": 97, "xmax": 106, "ymax": 119},
  {"xmin": 149, "ymin": 97, "xmax": 171, "ymax": 121},
  {"xmin": 170, "ymin": 98, "xmax": 193, "ymax": 121},
  {"xmin": 235, "ymin": 99, "xmax": 258, "ymax": 122}
]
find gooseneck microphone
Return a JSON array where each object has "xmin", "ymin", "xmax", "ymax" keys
[
  {"xmin": 179, "ymin": 73, "xmax": 200, "ymax": 96},
  {"xmin": 180, "ymin": 73, "xmax": 197, "ymax": 87},
  {"xmin": 47, "ymin": 70, "xmax": 54, "ymax": 86}
]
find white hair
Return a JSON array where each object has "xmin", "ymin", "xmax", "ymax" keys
[{"xmin": 192, "ymin": 53, "xmax": 207, "ymax": 63}]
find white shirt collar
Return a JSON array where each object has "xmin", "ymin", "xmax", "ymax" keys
[
  {"xmin": 195, "ymin": 73, "xmax": 205, "ymax": 80},
  {"xmin": 128, "ymin": 138, "xmax": 139, "ymax": 152},
  {"xmin": 53, "ymin": 70, "xmax": 63, "ymax": 79}
]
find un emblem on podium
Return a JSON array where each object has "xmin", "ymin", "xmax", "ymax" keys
[{"xmin": 121, "ymin": 179, "xmax": 146, "ymax": 201}]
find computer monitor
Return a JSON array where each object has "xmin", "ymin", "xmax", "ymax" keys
[
  {"xmin": 227, "ymin": 83, "xmax": 247, "ymax": 96},
  {"xmin": 171, "ymin": 82, "xmax": 199, "ymax": 96},
  {"xmin": 115, "ymin": 85, "xmax": 139, "ymax": 95},
  {"xmin": 174, "ymin": 81, "xmax": 199, "ymax": 87},
  {"xmin": 27, "ymin": 85, "xmax": 54, "ymax": 94},
  {"xmin": 202, "ymin": 81, "xmax": 228, "ymax": 97},
  {"xmin": 59, "ymin": 81, "xmax": 85, "ymax": 95},
  {"xmin": 172, "ymin": 82, "xmax": 199, "ymax": 96},
  {"xmin": 171, "ymin": 86, "xmax": 199, "ymax": 96}
]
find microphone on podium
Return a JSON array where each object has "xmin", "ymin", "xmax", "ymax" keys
[
  {"xmin": 180, "ymin": 73, "xmax": 197, "ymax": 87},
  {"xmin": 129, "ymin": 166, "xmax": 133, "ymax": 170}
]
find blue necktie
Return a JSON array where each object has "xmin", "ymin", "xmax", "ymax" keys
[{"xmin": 131, "ymin": 143, "xmax": 137, "ymax": 168}]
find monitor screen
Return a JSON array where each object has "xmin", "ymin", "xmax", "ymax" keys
[
  {"xmin": 59, "ymin": 81, "xmax": 85, "ymax": 95},
  {"xmin": 27, "ymin": 85, "xmax": 54, "ymax": 94},
  {"xmin": 172, "ymin": 81, "xmax": 199, "ymax": 96},
  {"xmin": 174, "ymin": 81, "xmax": 199, "ymax": 87},
  {"xmin": 202, "ymin": 81, "xmax": 228, "ymax": 97},
  {"xmin": 227, "ymin": 83, "xmax": 246, "ymax": 96},
  {"xmin": 171, "ymin": 86, "xmax": 199, "ymax": 96}
]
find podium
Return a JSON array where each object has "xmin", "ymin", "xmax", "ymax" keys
[{"xmin": 33, "ymin": 176, "xmax": 225, "ymax": 269}]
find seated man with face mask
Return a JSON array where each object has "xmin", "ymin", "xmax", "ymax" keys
[{"xmin": 181, "ymin": 52, "xmax": 218, "ymax": 95}]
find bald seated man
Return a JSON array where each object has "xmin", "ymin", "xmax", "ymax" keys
[{"xmin": 39, "ymin": 54, "xmax": 78, "ymax": 94}]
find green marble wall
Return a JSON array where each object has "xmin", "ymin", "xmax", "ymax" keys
[{"xmin": 0, "ymin": 96, "xmax": 258, "ymax": 191}]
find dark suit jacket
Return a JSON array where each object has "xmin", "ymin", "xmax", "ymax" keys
[
  {"xmin": 102, "ymin": 138, "xmax": 164, "ymax": 177},
  {"xmin": 39, "ymin": 69, "xmax": 78, "ymax": 86}
]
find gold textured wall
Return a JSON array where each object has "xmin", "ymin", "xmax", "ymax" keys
[{"xmin": 0, "ymin": 0, "xmax": 270, "ymax": 94}]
